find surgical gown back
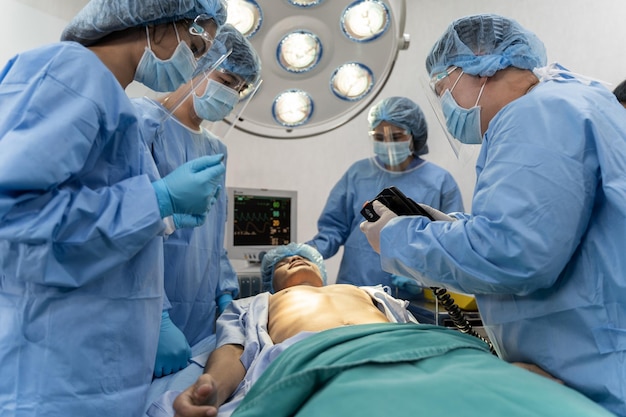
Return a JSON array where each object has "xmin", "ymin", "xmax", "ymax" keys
[
  {"xmin": 134, "ymin": 97, "xmax": 239, "ymax": 346},
  {"xmin": 0, "ymin": 43, "xmax": 165, "ymax": 416},
  {"xmin": 308, "ymin": 158, "xmax": 463, "ymax": 294}
]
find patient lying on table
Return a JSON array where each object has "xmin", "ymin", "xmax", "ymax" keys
[{"xmin": 154, "ymin": 243, "xmax": 613, "ymax": 417}]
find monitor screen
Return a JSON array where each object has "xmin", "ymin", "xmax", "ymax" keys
[{"xmin": 226, "ymin": 187, "xmax": 297, "ymax": 263}]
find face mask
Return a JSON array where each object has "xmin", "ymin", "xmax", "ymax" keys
[
  {"xmin": 193, "ymin": 79, "xmax": 239, "ymax": 121},
  {"xmin": 373, "ymin": 140, "xmax": 412, "ymax": 166},
  {"xmin": 134, "ymin": 26, "xmax": 197, "ymax": 93},
  {"xmin": 439, "ymin": 73, "xmax": 487, "ymax": 145}
]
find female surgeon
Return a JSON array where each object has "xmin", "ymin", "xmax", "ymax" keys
[
  {"xmin": 307, "ymin": 96, "xmax": 463, "ymax": 300},
  {"xmin": 133, "ymin": 23, "xmax": 262, "ymax": 378},
  {"xmin": 361, "ymin": 14, "xmax": 626, "ymax": 416},
  {"xmin": 0, "ymin": 0, "xmax": 227, "ymax": 416}
]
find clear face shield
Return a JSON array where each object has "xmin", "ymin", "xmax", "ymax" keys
[
  {"xmin": 419, "ymin": 69, "xmax": 482, "ymax": 163},
  {"xmin": 368, "ymin": 125, "xmax": 413, "ymax": 169},
  {"xmin": 208, "ymin": 78, "xmax": 264, "ymax": 141},
  {"xmin": 159, "ymin": 48, "xmax": 232, "ymax": 125}
]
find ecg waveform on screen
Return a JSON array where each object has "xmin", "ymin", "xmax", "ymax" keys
[
  {"xmin": 234, "ymin": 212, "xmax": 271, "ymax": 235},
  {"xmin": 232, "ymin": 195, "xmax": 291, "ymax": 246}
]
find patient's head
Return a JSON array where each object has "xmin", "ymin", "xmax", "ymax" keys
[{"xmin": 260, "ymin": 243, "xmax": 327, "ymax": 293}]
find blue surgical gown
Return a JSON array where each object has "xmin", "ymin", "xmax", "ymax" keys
[
  {"xmin": 379, "ymin": 79, "xmax": 626, "ymax": 415},
  {"xmin": 0, "ymin": 43, "xmax": 165, "ymax": 416},
  {"xmin": 134, "ymin": 97, "xmax": 239, "ymax": 346},
  {"xmin": 307, "ymin": 157, "xmax": 463, "ymax": 297}
]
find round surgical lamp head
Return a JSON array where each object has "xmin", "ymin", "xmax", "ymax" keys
[
  {"xmin": 331, "ymin": 62, "xmax": 374, "ymax": 101},
  {"xmin": 341, "ymin": 0, "xmax": 390, "ymax": 42},
  {"xmin": 277, "ymin": 31, "xmax": 322, "ymax": 73},
  {"xmin": 272, "ymin": 89, "xmax": 314, "ymax": 127},
  {"xmin": 226, "ymin": 0, "xmax": 263, "ymax": 38},
  {"xmin": 222, "ymin": 0, "xmax": 407, "ymax": 139}
]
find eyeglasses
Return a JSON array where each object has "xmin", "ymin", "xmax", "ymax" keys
[
  {"xmin": 187, "ymin": 14, "xmax": 215, "ymax": 59},
  {"xmin": 429, "ymin": 66, "xmax": 458, "ymax": 96},
  {"xmin": 368, "ymin": 128, "xmax": 410, "ymax": 142}
]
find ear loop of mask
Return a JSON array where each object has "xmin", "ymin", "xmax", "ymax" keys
[{"xmin": 145, "ymin": 22, "xmax": 183, "ymax": 52}]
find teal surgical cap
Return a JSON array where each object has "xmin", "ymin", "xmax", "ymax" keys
[
  {"xmin": 260, "ymin": 243, "xmax": 327, "ymax": 293},
  {"xmin": 368, "ymin": 96, "xmax": 429, "ymax": 155},
  {"xmin": 425, "ymin": 14, "xmax": 547, "ymax": 77},
  {"xmin": 61, "ymin": 0, "xmax": 228, "ymax": 46},
  {"xmin": 194, "ymin": 24, "xmax": 262, "ymax": 86}
]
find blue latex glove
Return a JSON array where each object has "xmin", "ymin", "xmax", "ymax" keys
[
  {"xmin": 391, "ymin": 274, "xmax": 423, "ymax": 295},
  {"xmin": 152, "ymin": 154, "xmax": 225, "ymax": 218},
  {"xmin": 173, "ymin": 212, "xmax": 208, "ymax": 229},
  {"xmin": 154, "ymin": 311, "xmax": 191, "ymax": 378},
  {"xmin": 217, "ymin": 293, "xmax": 233, "ymax": 316}
]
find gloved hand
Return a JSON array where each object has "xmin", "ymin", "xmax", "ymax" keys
[
  {"xmin": 152, "ymin": 154, "xmax": 225, "ymax": 218},
  {"xmin": 217, "ymin": 293, "xmax": 233, "ymax": 316},
  {"xmin": 417, "ymin": 203, "xmax": 456, "ymax": 222},
  {"xmin": 154, "ymin": 311, "xmax": 191, "ymax": 378},
  {"xmin": 359, "ymin": 200, "xmax": 398, "ymax": 253},
  {"xmin": 173, "ymin": 212, "xmax": 208, "ymax": 229},
  {"xmin": 391, "ymin": 274, "xmax": 422, "ymax": 295}
]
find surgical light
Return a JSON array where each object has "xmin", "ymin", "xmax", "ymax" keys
[
  {"xmin": 341, "ymin": 0, "xmax": 389, "ymax": 42},
  {"xmin": 277, "ymin": 31, "xmax": 322, "ymax": 73},
  {"xmin": 272, "ymin": 89, "xmax": 314, "ymax": 127},
  {"xmin": 225, "ymin": 0, "xmax": 263, "ymax": 38},
  {"xmin": 223, "ymin": 0, "xmax": 408, "ymax": 139},
  {"xmin": 331, "ymin": 62, "xmax": 373, "ymax": 101}
]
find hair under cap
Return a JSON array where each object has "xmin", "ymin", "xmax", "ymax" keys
[
  {"xmin": 368, "ymin": 96, "xmax": 429, "ymax": 155},
  {"xmin": 61, "ymin": 0, "xmax": 228, "ymax": 46},
  {"xmin": 260, "ymin": 243, "xmax": 327, "ymax": 293},
  {"xmin": 193, "ymin": 24, "xmax": 262, "ymax": 85},
  {"xmin": 426, "ymin": 13, "xmax": 547, "ymax": 78}
]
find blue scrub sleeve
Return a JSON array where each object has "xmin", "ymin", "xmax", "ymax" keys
[
  {"xmin": 379, "ymin": 99, "xmax": 591, "ymax": 295},
  {"xmin": 439, "ymin": 174, "xmax": 465, "ymax": 213}
]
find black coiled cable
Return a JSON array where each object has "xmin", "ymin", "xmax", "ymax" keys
[{"xmin": 430, "ymin": 287, "xmax": 497, "ymax": 355}]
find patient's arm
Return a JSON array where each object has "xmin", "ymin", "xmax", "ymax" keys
[
  {"xmin": 204, "ymin": 343, "xmax": 246, "ymax": 404},
  {"xmin": 173, "ymin": 344, "xmax": 245, "ymax": 417}
]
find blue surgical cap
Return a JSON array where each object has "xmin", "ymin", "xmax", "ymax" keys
[
  {"xmin": 194, "ymin": 24, "xmax": 262, "ymax": 85},
  {"xmin": 260, "ymin": 243, "xmax": 327, "ymax": 293},
  {"xmin": 61, "ymin": 0, "xmax": 228, "ymax": 46},
  {"xmin": 425, "ymin": 14, "xmax": 547, "ymax": 78},
  {"xmin": 368, "ymin": 96, "xmax": 429, "ymax": 155}
]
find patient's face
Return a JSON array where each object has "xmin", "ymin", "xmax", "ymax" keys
[{"xmin": 272, "ymin": 256, "xmax": 324, "ymax": 292}]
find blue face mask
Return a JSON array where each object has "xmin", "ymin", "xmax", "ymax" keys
[
  {"xmin": 134, "ymin": 26, "xmax": 197, "ymax": 93},
  {"xmin": 373, "ymin": 140, "xmax": 412, "ymax": 166},
  {"xmin": 193, "ymin": 79, "xmax": 239, "ymax": 121},
  {"xmin": 439, "ymin": 73, "xmax": 487, "ymax": 145}
]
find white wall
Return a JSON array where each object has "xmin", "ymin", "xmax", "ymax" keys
[{"xmin": 3, "ymin": 0, "xmax": 626, "ymax": 282}]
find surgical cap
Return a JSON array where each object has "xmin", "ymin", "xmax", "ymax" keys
[
  {"xmin": 61, "ymin": 0, "xmax": 228, "ymax": 46},
  {"xmin": 194, "ymin": 24, "xmax": 262, "ymax": 85},
  {"xmin": 368, "ymin": 96, "xmax": 429, "ymax": 155},
  {"xmin": 425, "ymin": 14, "xmax": 547, "ymax": 77},
  {"xmin": 260, "ymin": 243, "xmax": 327, "ymax": 293}
]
